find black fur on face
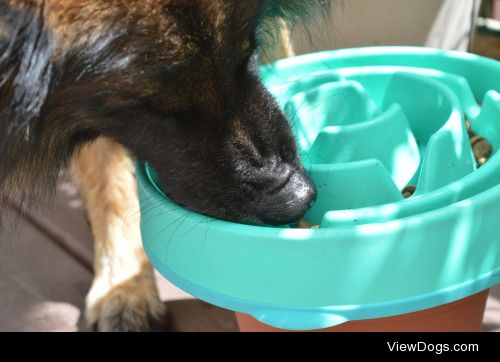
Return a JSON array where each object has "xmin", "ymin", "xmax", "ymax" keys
[{"xmin": 0, "ymin": 0, "xmax": 329, "ymax": 225}]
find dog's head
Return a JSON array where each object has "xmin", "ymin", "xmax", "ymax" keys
[{"xmin": 1, "ymin": 0, "xmax": 330, "ymax": 225}]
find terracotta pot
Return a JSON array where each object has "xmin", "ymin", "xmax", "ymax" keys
[
  {"xmin": 236, "ymin": 290, "xmax": 489, "ymax": 332},
  {"xmin": 493, "ymin": 0, "xmax": 500, "ymax": 20}
]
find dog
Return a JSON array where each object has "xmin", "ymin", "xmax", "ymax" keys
[{"xmin": 0, "ymin": 0, "xmax": 329, "ymax": 331}]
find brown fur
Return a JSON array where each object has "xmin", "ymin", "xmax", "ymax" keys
[
  {"xmin": 66, "ymin": 18, "xmax": 296, "ymax": 332},
  {"xmin": 1, "ymin": 0, "xmax": 329, "ymax": 331},
  {"xmin": 70, "ymin": 137, "xmax": 164, "ymax": 331}
]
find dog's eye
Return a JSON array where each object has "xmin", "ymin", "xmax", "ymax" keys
[
  {"xmin": 241, "ymin": 39, "xmax": 252, "ymax": 54},
  {"xmin": 242, "ymin": 53, "xmax": 252, "ymax": 66},
  {"xmin": 239, "ymin": 37, "xmax": 257, "ymax": 71},
  {"xmin": 240, "ymin": 53, "xmax": 258, "ymax": 75}
]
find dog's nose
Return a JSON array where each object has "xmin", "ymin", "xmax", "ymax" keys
[{"xmin": 257, "ymin": 170, "xmax": 317, "ymax": 226}]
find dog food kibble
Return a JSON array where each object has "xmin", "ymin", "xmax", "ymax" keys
[
  {"xmin": 470, "ymin": 135, "xmax": 482, "ymax": 147},
  {"xmin": 402, "ymin": 185, "xmax": 417, "ymax": 198},
  {"xmin": 466, "ymin": 116, "xmax": 493, "ymax": 167},
  {"xmin": 296, "ymin": 219, "xmax": 320, "ymax": 229},
  {"xmin": 477, "ymin": 157, "xmax": 488, "ymax": 166},
  {"xmin": 465, "ymin": 114, "xmax": 473, "ymax": 132},
  {"xmin": 471, "ymin": 136, "xmax": 492, "ymax": 166},
  {"xmin": 465, "ymin": 115, "xmax": 477, "ymax": 138}
]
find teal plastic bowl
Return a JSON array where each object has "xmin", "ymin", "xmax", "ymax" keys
[{"xmin": 137, "ymin": 47, "xmax": 500, "ymax": 330}]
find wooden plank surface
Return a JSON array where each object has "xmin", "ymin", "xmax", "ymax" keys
[{"xmin": 0, "ymin": 174, "xmax": 239, "ymax": 332}]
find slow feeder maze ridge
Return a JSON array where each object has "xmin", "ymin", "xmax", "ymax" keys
[{"xmin": 138, "ymin": 47, "xmax": 500, "ymax": 330}]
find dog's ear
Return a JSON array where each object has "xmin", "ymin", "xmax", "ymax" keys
[
  {"xmin": 262, "ymin": 0, "xmax": 331, "ymax": 23},
  {"xmin": 257, "ymin": 0, "xmax": 332, "ymax": 62}
]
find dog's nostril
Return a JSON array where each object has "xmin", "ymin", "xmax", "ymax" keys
[
  {"xmin": 256, "ymin": 171, "xmax": 317, "ymax": 226},
  {"xmin": 265, "ymin": 170, "xmax": 292, "ymax": 195},
  {"xmin": 306, "ymin": 196, "xmax": 316, "ymax": 211}
]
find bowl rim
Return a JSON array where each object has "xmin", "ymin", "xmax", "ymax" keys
[
  {"xmin": 139, "ymin": 46, "xmax": 500, "ymax": 231},
  {"xmin": 139, "ymin": 160, "xmax": 500, "ymax": 238}
]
